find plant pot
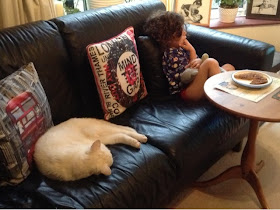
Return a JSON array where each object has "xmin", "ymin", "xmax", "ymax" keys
[{"xmin": 218, "ymin": 7, "xmax": 238, "ymax": 23}]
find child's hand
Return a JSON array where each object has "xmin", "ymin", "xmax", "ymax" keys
[
  {"xmin": 180, "ymin": 39, "xmax": 192, "ymax": 51},
  {"xmin": 180, "ymin": 39, "xmax": 197, "ymax": 61},
  {"xmin": 187, "ymin": 58, "xmax": 202, "ymax": 69}
]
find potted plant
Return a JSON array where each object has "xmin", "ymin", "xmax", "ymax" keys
[{"xmin": 215, "ymin": 0, "xmax": 244, "ymax": 23}]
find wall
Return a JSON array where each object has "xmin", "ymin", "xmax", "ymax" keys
[{"xmin": 217, "ymin": 25, "xmax": 280, "ymax": 51}]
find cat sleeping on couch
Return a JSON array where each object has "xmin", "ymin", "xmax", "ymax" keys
[{"xmin": 34, "ymin": 118, "xmax": 147, "ymax": 181}]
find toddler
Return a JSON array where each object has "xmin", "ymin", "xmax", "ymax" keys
[{"xmin": 144, "ymin": 11, "xmax": 235, "ymax": 101}]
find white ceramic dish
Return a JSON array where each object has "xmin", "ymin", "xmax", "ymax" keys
[{"xmin": 231, "ymin": 70, "xmax": 273, "ymax": 89}]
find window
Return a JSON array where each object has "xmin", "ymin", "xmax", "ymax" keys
[
  {"xmin": 211, "ymin": 0, "xmax": 248, "ymax": 19},
  {"xmin": 58, "ymin": 0, "xmax": 86, "ymax": 15}
]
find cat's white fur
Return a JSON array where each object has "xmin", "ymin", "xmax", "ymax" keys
[{"xmin": 34, "ymin": 118, "xmax": 147, "ymax": 181}]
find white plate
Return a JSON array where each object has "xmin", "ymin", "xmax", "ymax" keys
[{"xmin": 231, "ymin": 70, "xmax": 273, "ymax": 89}]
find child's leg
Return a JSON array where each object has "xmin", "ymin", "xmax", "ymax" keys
[{"xmin": 181, "ymin": 58, "xmax": 221, "ymax": 101}]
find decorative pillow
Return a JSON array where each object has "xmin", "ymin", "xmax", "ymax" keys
[
  {"xmin": 87, "ymin": 26, "xmax": 148, "ymax": 120},
  {"xmin": 0, "ymin": 62, "xmax": 53, "ymax": 186}
]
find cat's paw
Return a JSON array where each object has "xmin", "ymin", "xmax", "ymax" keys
[
  {"xmin": 138, "ymin": 134, "xmax": 148, "ymax": 143},
  {"xmin": 127, "ymin": 133, "xmax": 148, "ymax": 144},
  {"xmin": 134, "ymin": 141, "xmax": 141, "ymax": 149}
]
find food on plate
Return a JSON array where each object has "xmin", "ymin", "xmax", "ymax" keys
[{"xmin": 234, "ymin": 71, "xmax": 268, "ymax": 84}]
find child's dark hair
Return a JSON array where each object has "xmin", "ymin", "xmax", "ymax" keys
[{"xmin": 143, "ymin": 11, "xmax": 185, "ymax": 49}]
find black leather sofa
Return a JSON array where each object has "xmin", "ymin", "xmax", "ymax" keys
[{"xmin": 0, "ymin": 0, "xmax": 275, "ymax": 208}]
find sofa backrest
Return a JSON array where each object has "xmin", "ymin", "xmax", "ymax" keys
[
  {"xmin": 186, "ymin": 24, "xmax": 275, "ymax": 71},
  {"xmin": 0, "ymin": 21, "xmax": 82, "ymax": 125},
  {"xmin": 51, "ymin": 0, "xmax": 166, "ymax": 118}
]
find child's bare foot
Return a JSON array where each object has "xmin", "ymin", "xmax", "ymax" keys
[{"xmin": 222, "ymin": 63, "xmax": 235, "ymax": 71}]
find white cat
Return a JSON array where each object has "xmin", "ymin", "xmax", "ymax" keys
[{"xmin": 34, "ymin": 118, "xmax": 147, "ymax": 181}]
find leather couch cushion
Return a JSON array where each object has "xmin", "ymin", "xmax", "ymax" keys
[
  {"xmin": 34, "ymin": 144, "xmax": 176, "ymax": 208},
  {"xmin": 136, "ymin": 36, "xmax": 170, "ymax": 98},
  {"xmin": 186, "ymin": 24, "xmax": 275, "ymax": 71},
  {"xmin": 0, "ymin": 21, "xmax": 81, "ymax": 125},
  {"xmin": 51, "ymin": 0, "xmax": 165, "ymax": 119},
  {"xmin": 0, "ymin": 96, "xmax": 249, "ymax": 208},
  {"xmin": 111, "ymin": 97, "xmax": 248, "ymax": 182}
]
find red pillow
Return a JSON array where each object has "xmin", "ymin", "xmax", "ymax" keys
[{"xmin": 87, "ymin": 26, "xmax": 148, "ymax": 120}]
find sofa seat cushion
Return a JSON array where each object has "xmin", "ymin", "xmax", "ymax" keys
[
  {"xmin": 32, "ymin": 143, "xmax": 176, "ymax": 208},
  {"xmin": 111, "ymin": 97, "xmax": 248, "ymax": 181}
]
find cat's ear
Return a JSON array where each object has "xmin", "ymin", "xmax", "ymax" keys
[
  {"xmin": 101, "ymin": 165, "xmax": 111, "ymax": 176},
  {"xmin": 90, "ymin": 140, "xmax": 101, "ymax": 152}
]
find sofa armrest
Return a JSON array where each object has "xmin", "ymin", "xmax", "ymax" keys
[{"xmin": 186, "ymin": 24, "xmax": 275, "ymax": 71}]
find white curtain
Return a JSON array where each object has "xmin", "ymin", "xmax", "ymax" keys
[
  {"xmin": 0, "ymin": 0, "xmax": 56, "ymax": 29},
  {"xmin": 161, "ymin": 0, "xmax": 174, "ymax": 11},
  {"xmin": 124, "ymin": 0, "xmax": 174, "ymax": 11}
]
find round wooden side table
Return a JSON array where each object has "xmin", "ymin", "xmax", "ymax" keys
[{"xmin": 194, "ymin": 71, "xmax": 280, "ymax": 209}]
